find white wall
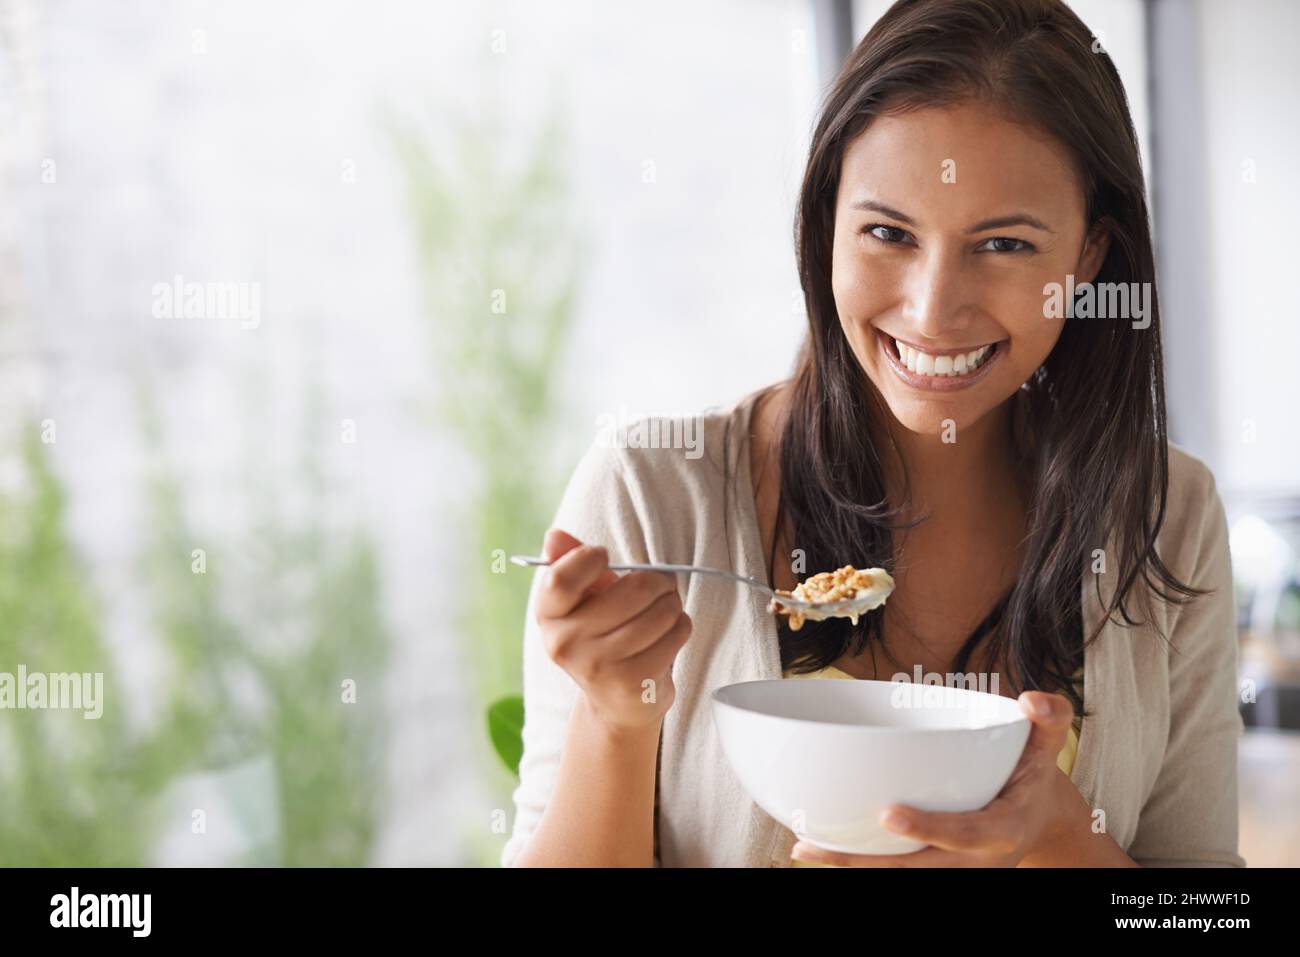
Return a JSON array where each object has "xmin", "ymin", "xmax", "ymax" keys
[{"xmin": 1198, "ymin": 0, "xmax": 1300, "ymax": 497}]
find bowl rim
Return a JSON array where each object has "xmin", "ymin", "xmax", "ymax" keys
[{"xmin": 710, "ymin": 678, "xmax": 1032, "ymax": 733}]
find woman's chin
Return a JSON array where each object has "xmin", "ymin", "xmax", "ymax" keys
[
  {"xmin": 891, "ymin": 408, "xmax": 960, "ymax": 436},
  {"xmin": 875, "ymin": 391, "xmax": 994, "ymax": 438}
]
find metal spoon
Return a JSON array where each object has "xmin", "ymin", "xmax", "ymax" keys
[{"xmin": 508, "ymin": 554, "xmax": 893, "ymax": 619}]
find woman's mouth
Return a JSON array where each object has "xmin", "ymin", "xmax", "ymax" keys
[{"xmin": 877, "ymin": 328, "xmax": 1006, "ymax": 392}]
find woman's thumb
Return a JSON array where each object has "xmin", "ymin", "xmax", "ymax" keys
[
  {"xmin": 542, "ymin": 528, "xmax": 584, "ymax": 562},
  {"xmin": 543, "ymin": 528, "xmax": 619, "ymax": 596},
  {"xmin": 1017, "ymin": 692, "xmax": 1072, "ymax": 762}
]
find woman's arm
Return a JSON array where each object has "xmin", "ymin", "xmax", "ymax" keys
[
  {"xmin": 1125, "ymin": 464, "xmax": 1246, "ymax": 867},
  {"xmin": 512, "ymin": 693, "xmax": 661, "ymax": 867},
  {"xmin": 1046, "ymin": 832, "xmax": 1141, "ymax": 867},
  {"xmin": 1021, "ymin": 459, "xmax": 1243, "ymax": 867},
  {"xmin": 1019, "ymin": 785, "xmax": 1142, "ymax": 867},
  {"xmin": 500, "ymin": 441, "xmax": 671, "ymax": 868}
]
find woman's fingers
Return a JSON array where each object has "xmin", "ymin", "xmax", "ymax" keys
[
  {"xmin": 877, "ymin": 803, "xmax": 1015, "ymax": 853},
  {"xmin": 790, "ymin": 842, "xmax": 968, "ymax": 867},
  {"xmin": 536, "ymin": 537, "xmax": 610, "ymax": 619},
  {"xmin": 553, "ymin": 578, "xmax": 686, "ymax": 682},
  {"xmin": 790, "ymin": 803, "xmax": 1017, "ymax": 864},
  {"xmin": 617, "ymin": 608, "xmax": 693, "ymax": 678},
  {"xmin": 536, "ymin": 529, "xmax": 678, "ymax": 630},
  {"xmin": 1016, "ymin": 691, "xmax": 1074, "ymax": 765},
  {"xmin": 546, "ymin": 528, "xmax": 621, "ymax": 598},
  {"xmin": 541, "ymin": 527, "xmax": 583, "ymax": 562},
  {"xmin": 597, "ymin": 589, "xmax": 685, "ymax": 657},
  {"xmin": 577, "ymin": 570, "xmax": 680, "ymax": 635},
  {"xmin": 534, "ymin": 531, "xmax": 685, "ymax": 667}
]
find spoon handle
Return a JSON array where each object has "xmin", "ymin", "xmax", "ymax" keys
[{"xmin": 508, "ymin": 555, "xmax": 776, "ymax": 597}]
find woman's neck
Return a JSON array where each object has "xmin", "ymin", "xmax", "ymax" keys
[{"xmin": 877, "ymin": 397, "xmax": 1025, "ymax": 524}]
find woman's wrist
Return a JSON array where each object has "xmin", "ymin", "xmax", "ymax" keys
[
  {"xmin": 575, "ymin": 689, "xmax": 663, "ymax": 746},
  {"xmin": 1020, "ymin": 775, "xmax": 1140, "ymax": 867},
  {"xmin": 1022, "ymin": 824, "xmax": 1141, "ymax": 866}
]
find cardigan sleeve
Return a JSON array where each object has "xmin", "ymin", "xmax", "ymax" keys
[
  {"xmin": 499, "ymin": 437, "xmax": 661, "ymax": 867},
  {"xmin": 1126, "ymin": 467, "xmax": 1246, "ymax": 867}
]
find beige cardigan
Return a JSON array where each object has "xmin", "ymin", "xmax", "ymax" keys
[{"xmin": 501, "ymin": 387, "xmax": 1246, "ymax": 867}]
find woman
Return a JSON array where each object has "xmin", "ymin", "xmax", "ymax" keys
[{"xmin": 502, "ymin": 0, "xmax": 1244, "ymax": 867}]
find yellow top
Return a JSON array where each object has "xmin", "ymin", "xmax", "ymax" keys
[{"xmin": 783, "ymin": 664, "xmax": 1081, "ymax": 866}]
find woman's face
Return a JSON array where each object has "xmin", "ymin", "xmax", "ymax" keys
[{"xmin": 831, "ymin": 100, "xmax": 1108, "ymax": 438}]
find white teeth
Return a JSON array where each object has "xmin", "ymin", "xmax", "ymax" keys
[{"xmin": 893, "ymin": 338, "xmax": 996, "ymax": 377}]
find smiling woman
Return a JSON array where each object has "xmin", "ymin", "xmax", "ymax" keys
[
  {"xmin": 504, "ymin": 0, "xmax": 1245, "ymax": 869},
  {"xmin": 773, "ymin": 0, "xmax": 1177, "ymax": 724},
  {"xmin": 827, "ymin": 100, "xmax": 1105, "ymax": 433}
]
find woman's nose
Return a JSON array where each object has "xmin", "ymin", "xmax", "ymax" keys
[{"xmin": 902, "ymin": 247, "xmax": 973, "ymax": 339}]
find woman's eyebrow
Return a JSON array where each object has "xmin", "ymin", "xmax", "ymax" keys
[
  {"xmin": 849, "ymin": 200, "xmax": 916, "ymax": 225},
  {"xmin": 967, "ymin": 213, "xmax": 1055, "ymax": 234},
  {"xmin": 848, "ymin": 199, "xmax": 1054, "ymax": 235}
]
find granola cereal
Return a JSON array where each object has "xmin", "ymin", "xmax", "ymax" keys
[{"xmin": 768, "ymin": 565, "xmax": 894, "ymax": 631}]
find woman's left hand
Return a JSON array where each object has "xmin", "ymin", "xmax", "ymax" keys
[{"xmin": 791, "ymin": 690, "xmax": 1088, "ymax": 867}]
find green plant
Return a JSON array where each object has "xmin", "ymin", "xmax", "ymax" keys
[
  {"xmin": 390, "ymin": 88, "xmax": 585, "ymax": 853},
  {"xmin": 0, "ymin": 369, "xmax": 392, "ymax": 865},
  {"xmin": 0, "ymin": 427, "xmax": 155, "ymax": 864},
  {"xmin": 133, "ymin": 374, "xmax": 391, "ymax": 866},
  {"xmin": 487, "ymin": 694, "xmax": 525, "ymax": 777}
]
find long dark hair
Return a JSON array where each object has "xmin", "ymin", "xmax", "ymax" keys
[{"xmin": 772, "ymin": 0, "xmax": 1205, "ymax": 721}]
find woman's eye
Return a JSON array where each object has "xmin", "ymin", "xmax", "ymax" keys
[
  {"xmin": 865, "ymin": 224, "xmax": 910, "ymax": 244},
  {"xmin": 978, "ymin": 236, "xmax": 1034, "ymax": 253}
]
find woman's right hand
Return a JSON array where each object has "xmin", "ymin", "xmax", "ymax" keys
[{"xmin": 535, "ymin": 528, "xmax": 693, "ymax": 735}]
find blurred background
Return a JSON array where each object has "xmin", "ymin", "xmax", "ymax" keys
[{"xmin": 1, "ymin": 0, "xmax": 1296, "ymax": 867}]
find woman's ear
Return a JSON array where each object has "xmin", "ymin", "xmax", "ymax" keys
[{"xmin": 1076, "ymin": 221, "xmax": 1111, "ymax": 285}]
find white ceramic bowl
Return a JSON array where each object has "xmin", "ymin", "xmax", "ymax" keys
[{"xmin": 711, "ymin": 678, "xmax": 1031, "ymax": 854}]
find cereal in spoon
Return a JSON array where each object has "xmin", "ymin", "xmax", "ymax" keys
[{"xmin": 768, "ymin": 564, "xmax": 895, "ymax": 631}]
